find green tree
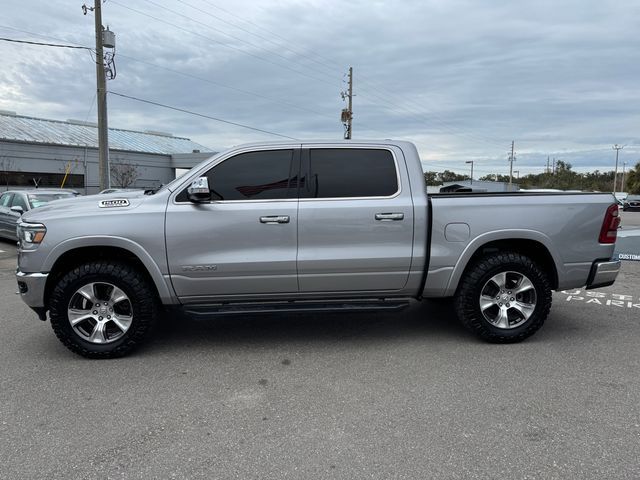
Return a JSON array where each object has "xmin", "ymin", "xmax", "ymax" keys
[
  {"xmin": 427, "ymin": 166, "xmax": 622, "ymax": 192},
  {"xmin": 424, "ymin": 171, "xmax": 439, "ymax": 186},
  {"xmin": 439, "ymin": 170, "xmax": 467, "ymax": 183},
  {"xmin": 626, "ymin": 162, "xmax": 640, "ymax": 194},
  {"xmin": 479, "ymin": 174, "xmax": 510, "ymax": 183}
]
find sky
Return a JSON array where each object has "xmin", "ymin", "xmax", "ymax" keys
[{"xmin": 1, "ymin": 0, "xmax": 639, "ymax": 178}]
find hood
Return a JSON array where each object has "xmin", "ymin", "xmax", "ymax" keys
[{"xmin": 22, "ymin": 190, "xmax": 152, "ymax": 223}]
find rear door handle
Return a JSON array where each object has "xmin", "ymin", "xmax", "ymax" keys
[
  {"xmin": 260, "ymin": 215, "xmax": 290, "ymax": 224},
  {"xmin": 375, "ymin": 213, "xmax": 404, "ymax": 221}
]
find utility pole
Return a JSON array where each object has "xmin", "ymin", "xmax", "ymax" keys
[
  {"xmin": 341, "ymin": 66, "xmax": 353, "ymax": 139},
  {"xmin": 546, "ymin": 156, "xmax": 550, "ymax": 174},
  {"xmin": 94, "ymin": 0, "xmax": 110, "ymax": 191},
  {"xmin": 622, "ymin": 161, "xmax": 627, "ymax": 192},
  {"xmin": 84, "ymin": 0, "xmax": 111, "ymax": 190},
  {"xmin": 612, "ymin": 144, "xmax": 623, "ymax": 195},
  {"xmin": 465, "ymin": 160, "xmax": 474, "ymax": 185},
  {"xmin": 508, "ymin": 141, "xmax": 515, "ymax": 185},
  {"xmin": 514, "ymin": 170, "xmax": 520, "ymax": 181}
]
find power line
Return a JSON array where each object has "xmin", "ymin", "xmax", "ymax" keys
[
  {"xmin": 83, "ymin": 91, "xmax": 97, "ymax": 123},
  {"xmin": 116, "ymin": 54, "xmax": 336, "ymax": 121},
  {"xmin": 357, "ymin": 84, "xmax": 507, "ymax": 147},
  {"xmin": 199, "ymin": 0, "xmax": 497, "ymax": 147},
  {"xmin": 0, "ymin": 25, "xmax": 335, "ymax": 123},
  {"xmin": 198, "ymin": 0, "xmax": 342, "ymax": 73},
  {"xmin": 116, "ymin": 55, "xmax": 389, "ymax": 136},
  {"xmin": 0, "ymin": 25, "xmax": 86, "ymax": 46},
  {"xmin": 195, "ymin": 0, "xmax": 499, "ymax": 146},
  {"xmin": 109, "ymin": 91, "xmax": 299, "ymax": 140},
  {"xmin": 0, "ymin": 36, "xmax": 92, "ymax": 50},
  {"xmin": 183, "ymin": 0, "xmax": 345, "ymax": 75},
  {"xmin": 0, "ymin": 19, "xmax": 505, "ymax": 147},
  {"xmin": 149, "ymin": 0, "xmax": 340, "ymax": 83},
  {"xmin": 107, "ymin": 2, "xmax": 507, "ymax": 148},
  {"xmin": 186, "ymin": 3, "xmax": 506, "ymax": 146},
  {"xmin": 0, "ymin": 27, "xmax": 101, "ymax": 67},
  {"xmin": 116, "ymin": 54, "xmax": 389, "ymax": 137},
  {"xmin": 0, "ymin": 25, "xmax": 390, "ymax": 137},
  {"xmin": 109, "ymin": 1, "xmax": 338, "ymax": 88}
]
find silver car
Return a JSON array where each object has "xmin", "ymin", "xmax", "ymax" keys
[{"xmin": 0, "ymin": 189, "xmax": 77, "ymax": 241}]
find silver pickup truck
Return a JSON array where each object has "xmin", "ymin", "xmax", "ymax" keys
[{"xmin": 15, "ymin": 140, "xmax": 621, "ymax": 358}]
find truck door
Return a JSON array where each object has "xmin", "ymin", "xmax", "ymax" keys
[
  {"xmin": 165, "ymin": 148, "xmax": 299, "ymax": 300},
  {"xmin": 297, "ymin": 146, "xmax": 414, "ymax": 292}
]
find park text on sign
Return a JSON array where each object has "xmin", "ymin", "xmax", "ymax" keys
[{"xmin": 560, "ymin": 290, "xmax": 640, "ymax": 309}]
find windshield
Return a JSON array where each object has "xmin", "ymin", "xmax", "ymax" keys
[
  {"xmin": 626, "ymin": 195, "xmax": 640, "ymax": 201},
  {"xmin": 28, "ymin": 193, "xmax": 75, "ymax": 209}
]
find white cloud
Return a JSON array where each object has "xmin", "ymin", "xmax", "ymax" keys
[{"xmin": 1, "ymin": 0, "xmax": 639, "ymax": 175}]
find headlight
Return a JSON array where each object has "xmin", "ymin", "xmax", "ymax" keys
[{"xmin": 17, "ymin": 222, "xmax": 47, "ymax": 246}]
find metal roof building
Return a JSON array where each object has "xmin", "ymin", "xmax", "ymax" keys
[{"xmin": 0, "ymin": 111, "xmax": 215, "ymax": 193}]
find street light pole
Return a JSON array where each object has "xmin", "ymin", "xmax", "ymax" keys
[
  {"xmin": 612, "ymin": 144, "xmax": 624, "ymax": 195},
  {"xmin": 465, "ymin": 160, "xmax": 474, "ymax": 185}
]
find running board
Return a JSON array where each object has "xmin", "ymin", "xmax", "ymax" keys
[{"xmin": 182, "ymin": 299, "xmax": 411, "ymax": 318}]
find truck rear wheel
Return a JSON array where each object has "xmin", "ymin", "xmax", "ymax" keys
[
  {"xmin": 454, "ymin": 252, "xmax": 552, "ymax": 343},
  {"xmin": 49, "ymin": 261, "xmax": 157, "ymax": 358}
]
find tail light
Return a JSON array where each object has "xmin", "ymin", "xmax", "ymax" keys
[{"xmin": 599, "ymin": 204, "xmax": 620, "ymax": 244}]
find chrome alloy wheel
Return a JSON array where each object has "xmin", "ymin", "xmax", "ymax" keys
[
  {"xmin": 67, "ymin": 282, "xmax": 133, "ymax": 344},
  {"xmin": 479, "ymin": 271, "xmax": 537, "ymax": 329}
]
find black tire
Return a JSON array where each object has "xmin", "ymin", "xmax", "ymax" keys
[
  {"xmin": 49, "ymin": 261, "xmax": 158, "ymax": 358},
  {"xmin": 454, "ymin": 251, "xmax": 552, "ymax": 343}
]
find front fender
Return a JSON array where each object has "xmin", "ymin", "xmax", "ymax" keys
[{"xmin": 43, "ymin": 236, "xmax": 178, "ymax": 305}]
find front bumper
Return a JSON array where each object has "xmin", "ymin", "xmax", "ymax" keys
[
  {"xmin": 585, "ymin": 259, "xmax": 621, "ymax": 290},
  {"xmin": 16, "ymin": 270, "xmax": 48, "ymax": 320}
]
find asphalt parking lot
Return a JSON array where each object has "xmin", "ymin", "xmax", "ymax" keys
[{"xmin": 0, "ymin": 219, "xmax": 639, "ymax": 479}]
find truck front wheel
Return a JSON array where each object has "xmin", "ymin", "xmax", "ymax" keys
[
  {"xmin": 49, "ymin": 261, "xmax": 157, "ymax": 358},
  {"xmin": 454, "ymin": 252, "xmax": 552, "ymax": 343}
]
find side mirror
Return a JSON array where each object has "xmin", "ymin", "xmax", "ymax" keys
[
  {"xmin": 187, "ymin": 177, "xmax": 211, "ymax": 203},
  {"xmin": 10, "ymin": 205, "xmax": 24, "ymax": 215}
]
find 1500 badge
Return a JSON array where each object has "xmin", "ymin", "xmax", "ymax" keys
[{"xmin": 99, "ymin": 199, "xmax": 130, "ymax": 208}]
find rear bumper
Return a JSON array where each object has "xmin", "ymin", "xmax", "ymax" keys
[
  {"xmin": 585, "ymin": 259, "xmax": 621, "ymax": 290},
  {"xmin": 16, "ymin": 270, "xmax": 48, "ymax": 319}
]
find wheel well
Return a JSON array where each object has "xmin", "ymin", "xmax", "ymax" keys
[
  {"xmin": 464, "ymin": 239, "xmax": 558, "ymax": 290},
  {"xmin": 44, "ymin": 246, "xmax": 159, "ymax": 308}
]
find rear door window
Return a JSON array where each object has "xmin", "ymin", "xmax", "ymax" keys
[{"xmin": 300, "ymin": 148, "xmax": 398, "ymax": 198}]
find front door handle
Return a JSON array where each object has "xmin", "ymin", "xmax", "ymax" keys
[
  {"xmin": 375, "ymin": 213, "xmax": 404, "ymax": 221},
  {"xmin": 260, "ymin": 215, "xmax": 290, "ymax": 224}
]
